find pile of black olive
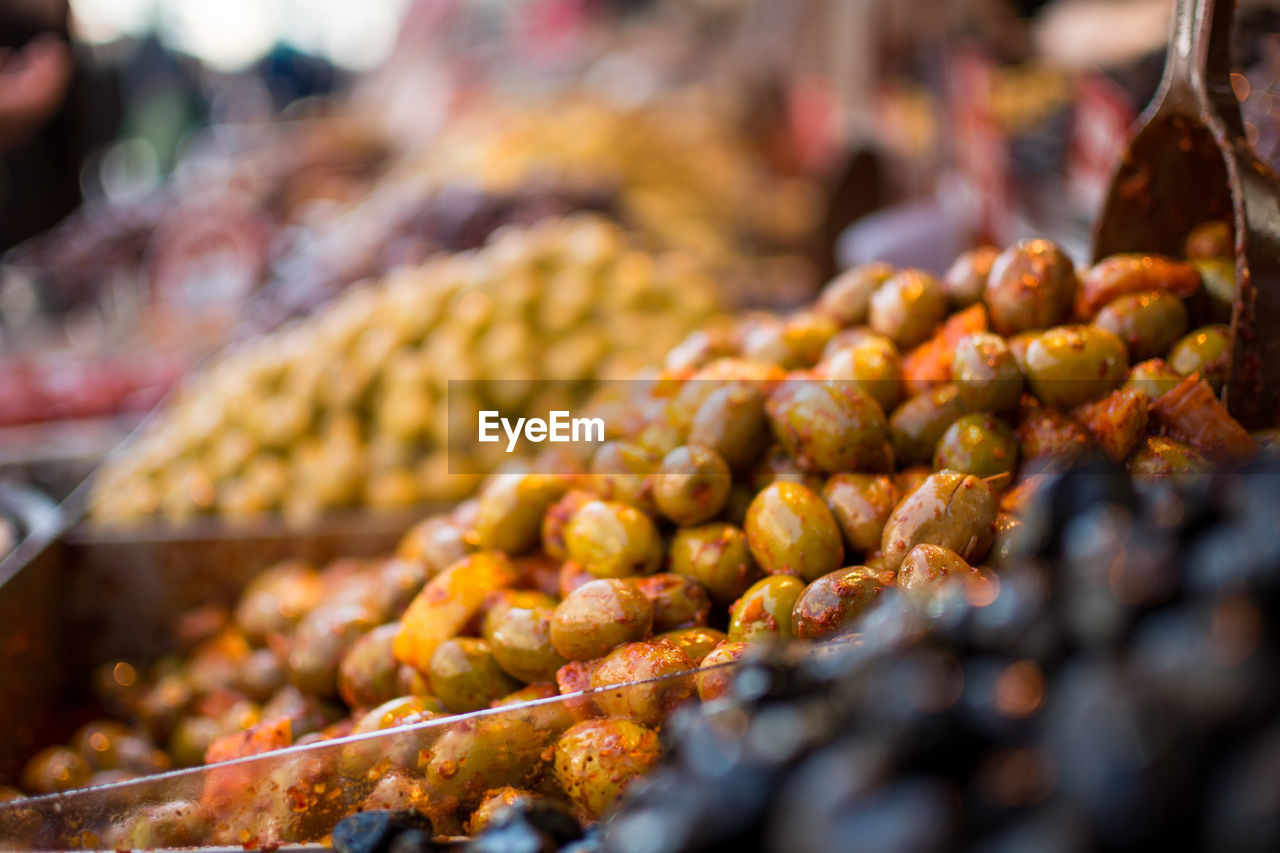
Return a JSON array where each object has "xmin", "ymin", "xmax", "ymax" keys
[{"xmin": 337, "ymin": 452, "xmax": 1280, "ymax": 853}]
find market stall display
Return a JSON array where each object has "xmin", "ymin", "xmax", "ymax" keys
[
  {"xmin": 87, "ymin": 214, "xmax": 720, "ymax": 521},
  {"xmin": 5, "ymin": 213, "xmax": 1274, "ymax": 845}
]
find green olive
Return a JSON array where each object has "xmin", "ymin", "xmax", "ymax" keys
[
  {"xmin": 550, "ymin": 578, "xmax": 654, "ymax": 661},
  {"xmin": 991, "ymin": 512, "xmax": 1024, "ymax": 565},
  {"xmin": 590, "ymin": 639, "xmax": 697, "ymax": 725},
  {"xmin": 653, "ymin": 445, "xmax": 732, "ymax": 525},
  {"xmin": 486, "ymin": 604, "xmax": 568, "ymax": 684},
  {"xmin": 397, "ymin": 516, "xmax": 472, "ymax": 579},
  {"xmin": 337, "ymin": 622, "xmax": 402, "ymax": 710},
  {"xmin": 697, "ymin": 641, "xmax": 748, "ymax": 701},
  {"xmin": 815, "ymin": 262, "xmax": 894, "ymax": 326},
  {"xmin": 287, "ymin": 604, "xmax": 378, "ymax": 699},
  {"xmin": 1007, "ymin": 331, "xmax": 1038, "ymax": 374},
  {"xmin": 748, "ymin": 442, "xmax": 827, "ymax": 493},
  {"xmin": 70, "ymin": 720, "xmax": 161, "ymax": 773},
  {"xmin": 656, "ymin": 627, "xmax": 728, "ymax": 664},
  {"xmin": 1168, "ymin": 324, "xmax": 1231, "ymax": 394},
  {"xmin": 1023, "ymin": 325, "xmax": 1129, "ymax": 410},
  {"xmin": 741, "ymin": 313, "xmax": 838, "ymax": 369},
  {"xmin": 1128, "ymin": 435, "xmax": 1214, "ymax": 479},
  {"xmin": 108, "ymin": 801, "xmax": 208, "ymax": 849},
  {"xmin": 426, "ymin": 716, "xmax": 546, "ymax": 807},
  {"xmin": 428, "ymin": 638, "xmax": 522, "ymax": 713},
  {"xmin": 791, "ymin": 566, "xmax": 891, "ymax": 641},
  {"xmin": 1184, "ymin": 220, "xmax": 1232, "ymax": 259},
  {"xmin": 554, "ymin": 719, "xmax": 662, "ymax": 821},
  {"xmin": 984, "ymin": 239, "xmax": 1077, "ymax": 334},
  {"xmin": 952, "ymin": 332, "xmax": 1024, "ymax": 413},
  {"xmin": 466, "ymin": 788, "xmax": 546, "ymax": 836},
  {"xmin": 687, "ymin": 382, "xmax": 770, "ymax": 471},
  {"xmin": 22, "ymin": 746, "xmax": 92, "ymax": 794},
  {"xmin": 767, "ymin": 380, "xmax": 891, "ymax": 474},
  {"xmin": 1015, "ymin": 405, "xmax": 1091, "ymax": 462},
  {"xmin": 818, "ymin": 337, "xmax": 903, "ymax": 414},
  {"xmin": 1125, "ymin": 358, "xmax": 1184, "ymax": 399},
  {"xmin": 565, "ymin": 499, "xmax": 663, "ymax": 579},
  {"xmin": 589, "ymin": 441, "xmax": 660, "ymax": 513},
  {"xmin": 1093, "ymin": 291, "xmax": 1189, "ymax": 362},
  {"xmin": 352, "ymin": 695, "xmax": 448, "ymax": 734},
  {"xmin": 1190, "ymin": 257, "xmax": 1237, "ymax": 323},
  {"xmin": 728, "ymin": 575, "xmax": 806, "ymax": 641},
  {"xmin": 668, "ymin": 522, "xmax": 761, "ymax": 607},
  {"xmin": 822, "ymin": 474, "xmax": 901, "ymax": 555},
  {"xmin": 880, "ymin": 469, "xmax": 998, "ymax": 572},
  {"xmin": 889, "ymin": 383, "xmax": 966, "ymax": 466},
  {"xmin": 234, "ymin": 561, "xmax": 323, "ymax": 644},
  {"xmin": 942, "ymin": 245, "xmax": 999, "ymax": 308},
  {"xmin": 897, "ymin": 544, "xmax": 992, "ymax": 609},
  {"xmin": 482, "ymin": 590, "xmax": 560, "ymax": 639},
  {"xmin": 541, "ymin": 489, "xmax": 595, "ymax": 561},
  {"xmin": 631, "ymin": 573, "xmax": 712, "ymax": 632},
  {"xmin": 893, "ymin": 465, "xmax": 933, "ymax": 497},
  {"xmin": 869, "ymin": 269, "xmax": 948, "ymax": 348},
  {"xmin": 470, "ymin": 474, "xmax": 569, "ymax": 554},
  {"xmin": 933, "ymin": 413, "xmax": 1018, "ymax": 478},
  {"xmin": 745, "ymin": 482, "xmax": 844, "ymax": 582}
]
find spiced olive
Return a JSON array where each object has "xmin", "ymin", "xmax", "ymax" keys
[
  {"xmin": 869, "ymin": 269, "xmax": 948, "ymax": 349},
  {"xmin": 590, "ymin": 639, "xmax": 696, "ymax": 725},
  {"xmin": 668, "ymin": 522, "xmax": 761, "ymax": 607},
  {"xmin": 631, "ymin": 573, "xmax": 712, "ymax": 632},
  {"xmin": 933, "ymin": 413, "xmax": 1019, "ymax": 478},
  {"xmin": 943, "ymin": 245, "xmax": 1000, "ymax": 308},
  {"xmin": 487, "ymin": 603, "xmax": 568, "ymax": 685},
  {"xmin": 953, "ymin": 332, "xmax": 1024, "ymax": 413},
  {"xmin": 822, "ymin": 474, "xmax": 901, "ymax": 555},
  {"xmin": 428, "ymin": 638, "xmax": 522, "ymax": 713},
  {"xmin": 1093, "ymin": 290, "xmax": 1188, "ymax": 362},
  {"xmin": 728, "ymin": 575, "xmax": 806, "ymax": 641},
  {"xmin": 818, "ymin": 336, "xmax": 903, "ymax": 415},
  {"xmin": 791, "ymin": 566, "xmax": 891, "ymax": 641},
  {"xmin": 653, "ymin": 445, "xmax": 732, "ymax": 525},
  {"xmin": 565, "ymin": 499, "xmax": 663, "ymax": 579},
  {"xmin": 696, "ymin": 641, "xmax": 748, "ymax": 701},
  {"xmin": 470, "ymin": 474, "xmax": 569, "ymax": 555},
  {"xmin": 686, "ymin": 381, "xmax": 770, "ymax": 471},
  {"xmin": 656, "ymin": 627, "xmax": 728, "ymax": 664},
  {"xmin": 550, "ymin": 579, "xmax": 654, "ymax": 661},
  {"xmin": 889, "ymin": 383, "xmax": 966, "ymax": 466},
  {"xmin": 1023, "ymin": 325, "xmax": 1128, "ymax": 410},
  {"xmin": 880, "ymin": 469, "xmax": 998, "ymax": 572},
  {"xmin": 767, "ymin": 379, "xmax": 891, "ymax": 474},
  {"xmin": 984, "ymin": 239, "xmax": 1076, "ymax": 334},
  {"xmin": 553, "ymin": 719, "xmax": 662, "ymax": 821},
  {"xmin": 745, "ymin": 481, "xmax": 844, "ymax": 581},
  {"xmin": 815, "ymin": 262, "xmax": 895, "ymax": 326},
  {"xmin": 1125, "ymin": 358, "xmax": 1184, "ymax": 400},
  {"xmin": 1168, "ymin": 324, "xmax": 1231, "ymax": 394}
]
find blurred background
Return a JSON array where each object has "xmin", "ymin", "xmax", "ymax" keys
[{"xmin": 0, "ymin": 0, "xmax": 1277, "ymax": 526}]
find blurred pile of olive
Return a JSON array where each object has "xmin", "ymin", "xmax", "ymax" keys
[
  {"xmin": 21, "ymin": 219, "xmax": 1279, "ymax": 842},
  {"xmin": 87, "ymin": 215, "xmax": 720, "ymax": 521},
  {"xmin": 407, "ymin": 93, "xmax": 821, "ymax": 277},
  {"xmin": 585, "ymin": 452, "xmax": 1280, "ymax": 853}
]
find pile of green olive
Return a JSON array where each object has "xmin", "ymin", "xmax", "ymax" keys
[
  {"xmin": 86, "ymin": 214, "xmax": 720, "ymax": 522},
  {"xmin": 15, "ymin": 221, "xmax": 1275, "ymax": 842}
]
